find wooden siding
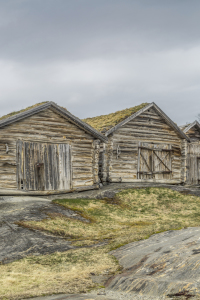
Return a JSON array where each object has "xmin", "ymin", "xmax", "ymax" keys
[
  {"xmin": 0, "ymin": 108, "xmax": 97, "ymax": 191},
  {"xmin": 17, "ymin": 141, "xmax": 71, "ymax": 191},
  {"xmin": 186, "ymin": 125, "xmax": 200, "ymax": 142},
  {"xmin": 186, "ymin": 142, "xmax": 200, "ymax": 184},
  {"xmin": 101, "ymin": 107, "xmax": 183, "ymax": 183}
]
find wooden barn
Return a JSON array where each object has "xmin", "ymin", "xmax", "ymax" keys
[
  {"xmin": 180, "ymin": 121, "xmax": 200, "ymax": 185},
  {"xmin": 0, "ymin": 101, "xmax": 107, "ymax": 195},
  {"xmin": 84, "ymin": 102, "xmax": 190, "ymax": 184}
]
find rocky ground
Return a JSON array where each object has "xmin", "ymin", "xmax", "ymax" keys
[
  {"xmin": 26, "ymin": 227, "xmax": 200, "ymax": 300},
  {"xmin": 2, "ymin": 183, "xmax": 200, "ymax": 299},
  {"xmin": 0, "ymin": 196, "xmax": 89, "ymax": 263}
]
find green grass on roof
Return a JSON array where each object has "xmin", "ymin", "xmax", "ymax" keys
[
  {"xmin": 82, "ymin": 103, "xmax": 149, "ymax": 132},
  {"xmin": 0, "ymin": 102, "xmax": 49, "ymax": 121}
]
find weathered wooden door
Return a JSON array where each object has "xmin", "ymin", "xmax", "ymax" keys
[
  {"xmin": 137, "ymin": 142, "xmax": 172, "ymax": 180},
  {"xmin": 16, "ymin": 141, "xmax": 71, "ymax": 191}
]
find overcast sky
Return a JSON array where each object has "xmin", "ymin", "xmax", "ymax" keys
[{"xmin": 0, "ymin": 0, "xmax": 200, "ymax": 125}]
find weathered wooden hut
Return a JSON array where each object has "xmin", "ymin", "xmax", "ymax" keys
[
  {"xmin": 180, "ymin": 121, "xmax": 200, "ymax": 142},
  {"xmin": 180, "ymin": 121, "xmax": 200, "ymax": 184},
  {"xmin": 0, "ymin": 101, "xmax": 107, "ymax": 195},
  {"xmin": 84, "ymin": 102, "xmax": 190, "ymax": 184}
]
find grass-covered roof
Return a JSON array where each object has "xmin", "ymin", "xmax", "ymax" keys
[
  {"xmin": 82, "ymin": 103, "xmax": 149, "ymax": 133},
  {"xmin": 0, "ymin": 102, "xmax": 48, "ymax": 121}
]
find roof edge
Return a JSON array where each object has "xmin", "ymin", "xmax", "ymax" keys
[
  {"xmin": 152, "ymin": 103, "xmax": 190, "ymax": 142},
  {"xmin": 182, "ymin": 120, "xmax": 200, "ymax": 134},
  {"xmin": 0, "ymin": 101, "xmax": 107, "ymax": 143},
  {"xmin": 105, "ymin": 102, "xmax": 190, "ymax": 141},
  {"xmin": 105, "ymin": 103, "xmax": 153, "ymax": 136}
]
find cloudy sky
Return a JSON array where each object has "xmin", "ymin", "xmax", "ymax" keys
[{"xmin": 0, "ymin": 0, "xmax": 200, "ymax": 125}]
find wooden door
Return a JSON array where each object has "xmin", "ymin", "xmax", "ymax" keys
[
  {"xmin": 137, "ymin": 142, "xmax": 172, "ymax": 180},
  {"xmin": 16, "ymin": 141, "xmax": 71, "ymax": 191}
]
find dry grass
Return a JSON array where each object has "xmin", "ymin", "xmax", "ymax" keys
[
  {"xmin": 2, "ymin": 187, "xmax": 200, "ymax": 299},
  {"xmin": 0, "ymin": 247, "xmax": 118, "ymax": 300},
  {"xmin": 82, "ymin": 103, "xmax": 149, "ymax": 132},
  {"xmin": 0, "ymin": 102, "xmax": 48, "ymax": 121}
]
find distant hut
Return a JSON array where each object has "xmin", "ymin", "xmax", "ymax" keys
[
  {"xmin": 180, "ymin": 121, "xmax": 200, "ymax": 142},
  {"xmin": 84, "ymin": 102, "xmax": 189, "ymax": 184},
  {"xmin": 180, "ymin": 121, "xmax": 200, "ymax": 184},
  {"xmin": 0, "ymin": 101, "xmax": 107, "ymax": 195}
]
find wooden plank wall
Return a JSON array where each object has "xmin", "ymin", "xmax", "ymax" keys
[
  {"xmin": 186, "ymin": 142, "xmax": 200, "ymax": 184},
  {"xmin": 102, "ymin": 107, "xmax": 183, "ymax": 183},
  {"xmin": 186, "ymin": 126, "xmax": 200, "ymax": 142},
  {"xmin": 17, "ymin": 141, "xmax": 71, "ymax": 191},
  {"xmin": 0, "ymin": 108, "xmax": 96, "ymax": 190}
]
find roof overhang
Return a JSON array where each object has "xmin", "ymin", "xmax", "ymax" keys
[
  {"xmin": 0, "ymin": 102, "xmax": 108, "ymax": 143},
  {"xmin": 182, "ymin": 120, "xmax": 200, "ymax": 134},
  {"xmin": 105, "ymin": 102, "xmax": 190, "ymax": 142}
]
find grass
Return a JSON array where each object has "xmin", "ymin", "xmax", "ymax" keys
[
  {"xmin": 1, "ymin": 187, "xmax": 200, "ymax": 299},
  {"xmin": 0, "ymin": 102, "xmax": 48, "ymax": 121},
  {"xmin": 82, "ymin": 103, "xmax": 149, "ymax": 132}
]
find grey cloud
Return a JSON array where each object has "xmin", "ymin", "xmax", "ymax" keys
[{"xmin": 0, "ymin": 0, "xmax": 200, "ymax": 125}]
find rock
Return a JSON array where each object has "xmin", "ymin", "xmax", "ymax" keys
[
  {"xmin": 97, "ymin": 290, "xmax": 106, "ymax": 295},
  {"xmin": 102, "ymin": 191, "xmax": 116, "ymax": 199},
  {"xmin": 108, "ymin": 227, "xmax": 200, "ymax": 297}
]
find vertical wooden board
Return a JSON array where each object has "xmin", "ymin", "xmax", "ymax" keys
[
  {"xmin": 58, "ymin": 144, "xmax": 63, "ymax": 190},
  {"xmin": 52, "ymin": 144, "xmax": 57, "ymax": 190},
  {"xmin": 16, "ymin": 140, "xmax": 23, "ymax": 190},
  {"xmin": 44, "ymin": 143, "xmax": 49, "ymax": 190},
  {"xmin": 22, "ymin": 141, "xmax": 27, "ymax": 190},
  {"xmin": 55, "ymin": 144, "xmax": 60, "ymax": 190},
  {"xmin": 29, "ymin": 142, "xmax": 35, "ymax": 190},
  {"xmin": 48, "ymin": 144, "xmax": 53, "ymax": 190},
  {"xmin": 66, "ymin": 144, "xmax": 71, "ymax": 189},
  {"xmin": 53, "ymin": 144, "xmax": 57, "ymax": 190},
  {"xmin": 39, "ymin": 143, "xmax": 45, "ymax": 190},
  {"xmin": 24, "ymin": 142, "xmax": 30, "ymax": 191},
  {"xmin": 35, "ymin": 143, "xmax": 39, "ymax": 190}
]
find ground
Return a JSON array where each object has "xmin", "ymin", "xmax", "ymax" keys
[{"xmin": 2, "ymin": 183, "xmax": 200, "ymax": 299}]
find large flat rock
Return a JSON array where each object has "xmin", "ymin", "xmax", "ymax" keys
[{"xmin": 108, "ymin": 227, "xmax": 200, "ymax": 298}]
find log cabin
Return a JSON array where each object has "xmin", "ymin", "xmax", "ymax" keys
[
  {"xmin": 84, "ymin": 102, "xmax": 190, "ymax": 184},
  {"xmin": 180, "ymin": 121, "xmax": 200, "ymax": 142},
  {"xmin": 0, "ymin": 101, "xmax": 107, "ymax": 195},
  {"xmin": 180, "ymin": 121, "xmax": 200, "ymax": 185}
]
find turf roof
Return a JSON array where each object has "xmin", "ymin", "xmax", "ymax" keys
[
  {"xmin": 0, "ymin": 102, "xmax": 49, "ymax": 121},
  {"xmin": 82, "ymin": 103, "xmax": 149, "ymax": 133}
]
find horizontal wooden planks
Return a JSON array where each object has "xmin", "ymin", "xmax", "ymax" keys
[
  {"xmin": 102, "ymin": 107, "xmax": 183, "ymax": 183},
  {"xmin": 0, "ymin": 108, "xmax": 97, "ymax": 190}
]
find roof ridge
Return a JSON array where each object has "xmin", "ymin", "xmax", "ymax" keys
[{"xmin": 0, "ymin": 101, "xmax": 107, "ymax": 143}]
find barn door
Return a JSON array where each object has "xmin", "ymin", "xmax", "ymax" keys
[
  {"xmin": 137, "ymin": 142, "xmax": 172, "ymax": 180},
  {"xmin": 16, "ymin": 141, "xmax": 71, "ymax": 191}
]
